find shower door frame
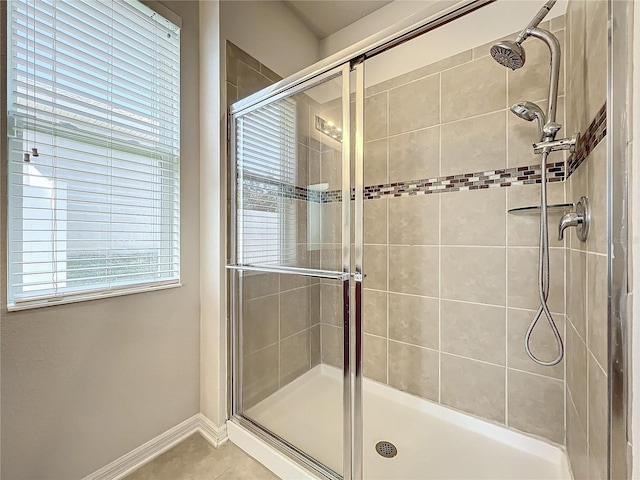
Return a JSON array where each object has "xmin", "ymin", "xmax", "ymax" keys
[{"xmin": 226, "ymin": 0, "xmax": 630, "ymax": 479}]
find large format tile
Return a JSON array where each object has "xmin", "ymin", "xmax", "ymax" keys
[
  {"xmin": 441, "ymin": 56, "xmax": 506, "ymax": 123},
  {"xmin": 567, "ymin": 249, "xmax": 587, "ymax": 339},
  {"xmin": 388, "ymin": 126, "xmax": 440, "ymax": 182},
  {"xmin": 388, "ymin": 293, "xmax": 439, "ymax": 350},
  {"xmin": 566, "ymin": 391, "xmax": 589, "ymax": 480},
  {"xmin": 321, "ymin": 283, "xmax": 342, "ymax": 327},
  {"xmin": 363, "ymin": 289, "xmax": 387, "ymax": 337},
  {"xmin": 125, "ymin": 434, "xmax": 279, "ymax": 480},
  {"xmin": 506, "ymin": 308, "xmax": 564, "ymax": 380},
  {"xmin": 441, "ymin": 354, "xmax": 505, "ymax": 423},
  {"xmin": 364, "ymin": 139, "xmax": 388, "ymax": 186},
  {"xmin": 440, "ymin": 111, "xmax": 507, "ymax": 176},
  {"xmin": 388, "ymin": 194, "xmax": 439, "ymax": 246},
  {"xmin": 587, "ymin": 142, "xmax": 606, "ymax": 254},
  {"xmin": 363, "ymin": 334, "xmax": 387, "ymax": 384},
  {"xmin": 587, "ymin": 253, "xmax": 607, "ymax": 369},
  {"xmin": 364, "ymin": 92, "xmax": 388, "ymax": 141},
  {"xmin": 388, "ymin": 340, "xmax": 438, "ymax": 401},
  {"xmin": 588, "ymin": 353, "xmax": 608, "ymax": 480},
  {"xmin": 441, "ymin": 246, "xmax": 506, "ymax": 305},
  {"xmin": 280, "ymin": 330, "xmax": 311, "ymax": 386},
  {"xmin": 388, "ymin": 246, "xmax": 438, "ymax": 297},
  {"xmin": 243, "ymin": 295, "xmax": 279, "ymax": 354},
  {"xmin": 364, "ymin": 197, "xmax": 387, "ymax": 244},
  {"xmin": 507, "ymin": 247, "xmax": 564, "ymax": 314},
  {"xmin": 584, "ymin": 0, "xmax": 607, "ymax": 122},
  {"xmin": 441, "ymin": 300, "xmax": 505, "ymax": 365},
  {"xmin": 506, "ymin": 181, "xmax": 565, "ymax": 248},
  {"xmin": 237, "ymin": 61, "xmax": 272, "ymax": 100},
  {"xmin": 566, "ymin": 323, "xmax": 588, "ymax": 432},
  {"xmin": 280, "ymin": 287, "xmax": 311, "ymax": 338},
  {"xmin": 507, "ymin": 370, "xmax": 564, "ymax": 444},
  {"xmin": 364, "ymin": 245, "xmax": 388, "ymax": 291},
  {"xmin": 388, "ymin": 74, "xmax": 440, "ymax": 135},
  {"xmin": 243, "ymin": 344, "xmax": 279, "ymax": 409},
  {"xmin": 321, "ymin": 324, "xmax": 343, "ymax": 368},
  {"xmin": 441, "ymin": 187, "xmax": 506, "ymax": 246}
]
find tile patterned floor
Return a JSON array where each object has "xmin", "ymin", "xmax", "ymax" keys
[{"xmin": 125, "ymin": 433, "xmax": 280, "ymax": 480}]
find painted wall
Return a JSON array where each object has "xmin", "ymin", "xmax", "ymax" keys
[
  {"xmin": 0, "ymin": 1, "xmax": 201, "ymax": 478},
  {"xmin": 220, "ymin": 0, "xmax": 320, "ymax": 79}
]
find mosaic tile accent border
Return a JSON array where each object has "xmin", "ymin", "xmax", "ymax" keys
[
  {"xmin": 239, "ymin": 161, "xmax": 565, "ymax": 204},
  {"xmin": 322, "ymin": 162, "xmax": 565, "ymax": 202},
  {"xmin": 567, "ymin": 103, "xmax": 607, "ymax": 178}
]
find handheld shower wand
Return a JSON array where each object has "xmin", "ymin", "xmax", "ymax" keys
[{"xmin": 490, "ymin": 1, "xmax": 565, "ymax": 367}]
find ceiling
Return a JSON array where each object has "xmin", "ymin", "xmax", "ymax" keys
[{"xmin": 283, "ymin": 0, "xmax": 394, "ymax": 39}]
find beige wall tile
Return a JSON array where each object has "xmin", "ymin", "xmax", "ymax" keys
[
  {"xmin": 296, "ymin": 146, "xmax": 309, "ymax": 188},
  {"xmin": 584, "ymin": 0, "xmax": 607, "ymax": 122},
  {"xmin": 507, "ymin": 247, "xmax": 564, "ymax": 313},
  {"xmin": 441, "ymin": 111, "xmax": 506, "ymax": 176},
  {"xmin": 388, "ymin": 194, "xmax": 439, "ymax": 246},
  {"xmin": 388, "ymin": 294, "xmax": 439, "ymax": 350},
  {"xmin": 568, "ymin": 161, "xmax": 588, "ymax": 252},
  {"xmin": 243, "ymin": 272, "xmax": 280, "ymax": 300},
  {"xmin": 320, "ymin": 244, "xmax": 341, "ymax": 271},
  {"xmin": 389, "ymin": 75, "xmax": 440, "ymax": 135},
  {"xmin": 506, "ymin": 182, "xmax": 565, "ymax": 248},
  {"xmin": 310, "ymin": 325, "xmax": 321, "ymax": 367},
  {"xmin": 364, "ymin": 92, "xmax": 388, "ymax": 141},
  {"xmin": 280, "ymin": 271, "xmax": 310, "ymax": 292},
  {"xmin": 321, "ymin": 324, "xmax": 343, "ymax": 368},
  {"xmin": 388, "ymin": 341, "xmax": 438, "ymax": 401},
  {"xmin": 567, "ymin": 323, "xmax": 588, "ymax": 431},
  {"xmin": 364, "ymin": 289, "xmax": 387, "ymax": 337},
  {"xmin": 280, "ymin": 330, "xmax": 311, "ymax": 386},
  {"xmin": 388, "ymin": 127, "xmax": 440, "ymax": 182},
  {"xmin": 363, "ymin": 334, "xmax": 387, "ymax": 384},
  {"xmin": 389, "ymin": 246, "xmax": 438, "ymax": 297},
  {"xmin": 588, "ymin": 354, "xmax": 608, "ymax": 480},
  {"xmin": 309, "ymin": 149, "xmax": 321, "ymax": 184},
  {"xmin": 508, "ymin": 30, "xmax": 565, "ymax": 105},
  {"xmin": 586, "ymin": 142, "xmax": 606, "ymax": 254},
  {"xmin": 227, "ymin": 82, "xmax": 238, "ymax": 109},
  {"xmin": 321, "ymin": 148, "xmax": 341, "ymax": 191},
  {"xmin": 321, "ymin": 202, "xmax": 341, "ymax": 244},
  {"xmin": 441, "ymin": 188, "xmax": 506, "ymax": 246},
  {"xmin": 280, "ymin": 287, "xmax": 311, "ymax": 338},
  {"xmin": 567, "ymin": 249, "xmax": 587, "ymax": 339},
  {"xmin": 365, "ymin": 198, "xmax": 387, "ymax": 244},
  {"xmin": 441, "ymin": 56, "xmax": 506, "ymax": 123},
  {"xmin": 321, "ymin": 283, "xmax": 342, "ymax": 327},
  {"xmin": 364, "ymin": 139, "xmax": 388, "ymax": 186},
  {"xmin": 587, "ymin": 253, "xmax": 607, "ymax": 368},
  {"xmin": 566, "ymin": 392, "xmax": 589, "ymax": 480},
  {"xmin": 441, "ymin": 300, "xmax": 505, "ymax": 365},
  {"xmin": 364, "ymin": 245, "xmax": 388, "ymax": 291},
  {"xmin": 295, "ymin": 99, "xmax": 310, "ymax": 147},
  {"xmin": 243, "ymin": 344, "xmax": 279, "ymax": 410},
  {"xmin": 507, "ymin": 370, "xmax": 564, "ymax": 443},
  {"xmin": 441, "ymin": 247, "xmax": 506, "ymax": 305},
  {"xmin": 507, "ymin": 308, "xmax": 564, "ymax": 379},
  {"xmin": 243, "ymin": 294, "xmax": 279, "ymax": 354},
  {"xmin": 237, "ymin": 61, "xmax": 272, "ymax": 100},
  {"xmin": 441, "ymin": 354, "xmax": 505, "ymax": 423}
]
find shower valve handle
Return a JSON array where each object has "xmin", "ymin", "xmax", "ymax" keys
[{"xmin": 558, "ymin": 196, "xmax": 590, "ymax": 242}]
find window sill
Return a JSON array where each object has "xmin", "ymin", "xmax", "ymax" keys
[{"xmin": 7, "ymin": 281, "xmax": 182, "ymax": 312}]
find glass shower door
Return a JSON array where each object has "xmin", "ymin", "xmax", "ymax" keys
[{"xmin": 229, "ymin": 64, "xmax": 353, "ymax": 478}]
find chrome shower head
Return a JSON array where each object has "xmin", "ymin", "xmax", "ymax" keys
[
  {"xmin": 511, "ymin": 101, "xmax": 546, "ymax": 123},
  {"xmin": 490, "ymin": 41, "xmax": 525, "ymax": 70}
]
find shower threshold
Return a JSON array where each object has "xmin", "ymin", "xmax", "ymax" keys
[{"xmin": 236, "ymin": 365, "xmax": 571, "ymax": 480}]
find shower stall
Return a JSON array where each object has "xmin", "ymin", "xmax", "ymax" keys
[{"xmin": 225, "ymin": 0, "xmax": 628, "ymax": 478}]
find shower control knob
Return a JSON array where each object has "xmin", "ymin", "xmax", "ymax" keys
[{"xmin": 558, "ymin": 196, "xmax": 590, "ymax": 242}]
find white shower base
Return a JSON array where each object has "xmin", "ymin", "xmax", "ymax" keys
[{"xmin": 234, "ymin": 364, "xmax": 571, "ymax": 480}]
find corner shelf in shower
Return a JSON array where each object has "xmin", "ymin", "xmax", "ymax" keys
[{"xmin": 507, "ymin": 202, "xmax": 574, "ymax": 215}]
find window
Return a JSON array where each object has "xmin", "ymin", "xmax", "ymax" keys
[
  {"xmin": 7, "ymin": 0, "xmax": 181, "ymax": 309},
  {"xmin": 236, "ymin": 98, "xmax": 297, "ymax": 266}
]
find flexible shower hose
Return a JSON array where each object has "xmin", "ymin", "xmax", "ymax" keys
[{"xmin": 524, "ymin": 149, "xmax": 564, "ymax": 366}]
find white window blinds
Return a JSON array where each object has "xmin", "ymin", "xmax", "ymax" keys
[
  {"xmin": 236, "ymin": 99, "xmax": 297, "ymax": 266},
  {"xmin": 7, "ymin": 0, "xmax": 181, "ymax": 309}
]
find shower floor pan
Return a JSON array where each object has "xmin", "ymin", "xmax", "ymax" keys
[{"xmin": 243, "ymin": 364, "xmax": 571, "ymax": 480}]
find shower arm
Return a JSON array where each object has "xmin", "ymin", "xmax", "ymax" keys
[{"xmin": 525, "ymin": 27, "xmax": 562, "ymax": 141}]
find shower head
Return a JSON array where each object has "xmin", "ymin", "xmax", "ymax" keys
[
  {"xmin": 511, "ymin": 101, "xmax": 546, "ymax": 123},
  {"xmin": 490, "ymin": 41, "xmax": 526, "ymax": 70}
]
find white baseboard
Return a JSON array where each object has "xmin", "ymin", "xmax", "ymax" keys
[{"xmin": 84, "ymin": 414, "xmax": 228, "ymax": 480}]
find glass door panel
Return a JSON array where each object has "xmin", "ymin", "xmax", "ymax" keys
[{"xmin": 231, "ymin": 66, "xmax": 351, "ymax": 478}]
